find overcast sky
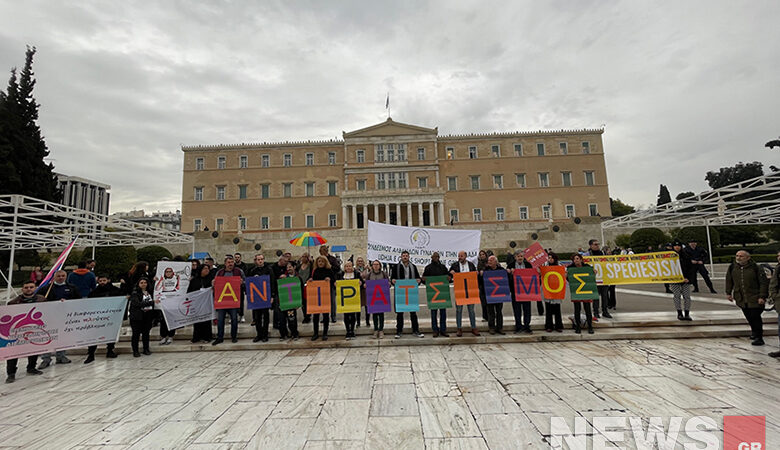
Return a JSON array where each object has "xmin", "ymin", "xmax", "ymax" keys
[{"xmin": 1, "ymin": 1, "xmax": 777, "ymax": 214}]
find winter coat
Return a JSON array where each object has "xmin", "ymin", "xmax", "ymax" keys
[
  {"xmin": 725, "ymin": 259, "xmax": 769, "ymax": 308},
  {"xmin": 67, "ymin": 269, "xmax": 96, "ymax": 298},
  {"xmin": 128, "ymin": 289, "xmax": 155, "ymax": 321}
]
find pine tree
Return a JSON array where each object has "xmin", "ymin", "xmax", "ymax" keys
[
  {"xmin": 657, "ymin": 184, "xmax": 672, "ymax": 206},
  {"xmin": 0, "ymin": 46, "xmax": 60, "ymax": 201}
]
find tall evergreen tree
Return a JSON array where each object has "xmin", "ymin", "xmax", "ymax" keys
[
  {"xmin": 656, "ymin": 184, "xmax": 672, "ymax": 206},
  {"xmin": 0, "ymin": 46, "xmax": 60, "ymax": 201}
]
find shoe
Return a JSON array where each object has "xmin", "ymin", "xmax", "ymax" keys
[
  {"xmin": 159, "ymin": 338, "xmax": 167, "ymax": 345},
  {"xmin": 545, "ymin": 328, "xmax": 553, "ymax": 333},
  {"xmin": 677, "ymin": 310, "xmax": 684, "ymax": 320},
  {"xmin": 142, "ymin": 350, "xmax": 151, "ymax": 355},
  {"xmin": 191, "ymin": 339, "xmax": 199, "ymax": 343},
  {"xmin": 432, "ymin": 332, "xmax": 439, "ymax": 338},
  {"xmin": 692, "ymin": 289, "xmax": 699, "ymax": 293},
  {"xmin": 240, "ymin": 316, "xmax": 246, "ymax": 323},
  {"xmin": 231, "ymin": 338, "xmax": 238, "ymax": 343},
  {"xmin": 253, "ymin": 336, "xmax": 262, "ymax": 343},
  {"xmin": 471, "ymin": 328, "xmax": 480, "ymax": 336},
  {"xmin": 26, "ymin": 368, "xmax": 43, "ymax": 375},
  {"xmin": 456, "ymin": 328, "xmax": 463, "ymax": 337},
  {"xmin": 395, "ymin": 334, "xmax": 401, "ymax": 339},
  {"xmin": 768, "ymin": 351, "xmax": 780, "ymax": 357},
  {"xmin": 523, "ymin": 328, "xmax": 532, "ymax": 334},
  {"xmin": 322, "ymin": 335, "xmax": 328, "ymax": 341},
  {"xmin": 379, "ymin": 331, "xmax": 384, "ymax": 339},
  {"xmin": 212, "ymin": 339, "xmax": 223, "ymax": 346},
  {"xmin": 84, "ymin": 355, "xmax": 95, "ymax": 364},
  {"xmin": 56, "ymin": 357, "xmax": 71, "ymax": 364},
  {"xmin": 496, "ymin": 330, "xmax": 505, "ymax": 335},
  {"xmin": 251, "ymin": 321, "xmax": 256, "ymax": 326},
  {"xmin": 592, "ymin": 317, "xmax": 599, "ymax": 323},
  {"xmin": 5, "ymin": 374, "xmax": 15, "ymax": 383},
  {"xmin": 262, "ymin": 337, "xmax": 268, "ymax": 342},
  {"xmin": 601, "ymin": 311, "xmax": 612, "ymax": 319},
  {"xmin": 280, "ymin": 336, "xmax": 287, "ymax": 341},
  {"xmin": 106, "ymin": 351, "xmax": 118, "ymax": 358},
  {"xmin": 133, "ymin": 352, "xmax": 141, "ymax": 357},
  {"xmin": 293, "ymin": 334, "xmax": 299, "ymax": 340},
  {"xmin": 751, "ymin": 338, "xmax": 765, "ymax": 346},
  {"xmin": 574, "ymin": 324, "xmax": 581, "ymax": 334},
  {"xmin": 588, "ymin": 327, "xmax": 594, "ymax": 334},
  {"xmin": 710, "ymin": 290, "xmax": 718, "ymax": 294},
  {"xmin": 489, "ymin": 328, "xmax": 496, "ymax": 335},
  {"xmin": 414, "ymin": 333, "xmax": 425, "ymax": 338},
  {"xmin": 311, "ymin": 334, "xmax": 319, "ymax": 341},
  {"xmin": 302, "ymin": 317, "xmax": 311, "ymax": 324},
  {"xmin": 331, "ymin": 318, "xmax": 336, "ymax": 323},
  {"xmin": 555, "ymin": 328, "xmax": 563, "ymax": 333},
  {"xmin": 683, "ymin": 311, "xmax": 692, "ymax": 321},
  {"xmin": 440, "ymin": 332, "xmax": 449, "ymax": 337}
]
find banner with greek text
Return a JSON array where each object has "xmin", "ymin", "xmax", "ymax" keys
[
  {"xmin": 278, "ymin": 278, "xmax": 303, "ymax": 311},
  {"xmin": 336, "ymin": 279, "xmax": 361, "ymax": 313},
  {"xmin": 394, "ymin": 279, "xmax": 420, "ymax": 312},
  {"xmin": 1, "ymin": 297, "xmax": 126, "ymax": 361},
  {"xmin": 512, "ymin": 269, "xmax": 542, "ymax": 302},
  {"xmin": 163, "ymin": 288, "xmax": 215, "ymax": 329},
  {"xmin": 453, "ymin": 272, "xmax": 481, "ymax": 306},
  {"xmin": 366, "ymin": 279, "xmax": 392, "ymax": 314},
  {"xmin": 566, "ymin": 266, "xmax": 599, "ymax": 301},
  {"xmin": 214, "ymin": 277, "xmax": 241, "ymax": 309},
  {"xmin": 366, "ymin": 220, "xmax": 481, "ymax": 269},
  {"xmin": 540, "ymin": 266, "xmax": 567, "ymax": 300},
  {"xmin": 306, "ymin": 280, "xmax": 331, "ymax": 314},
  {"xmin": 483, "ymin": 270, "xmax": 512, "ymax": 304},
  {"xmin": 246, "ymin": 276, "xmax": 272, "ymax": 310},
  {"xmin": 154, "ymin": 261, "xmax": 192, "ymax": 329},
  {"xmin": 583, "ymin": 252, "xmax": 684, "ymax": 285},
  {"xmin": 424, "ymin": 276, "xmax": 452, "ymax": 310}
]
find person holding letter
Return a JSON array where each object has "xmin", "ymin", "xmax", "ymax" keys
[
  {"xmin": 507, "ymin": 250, "xmax": 534, "ymax": 334},
  {"xmin": 279, "ymin": 263, "xmax": 302, "ymax": 340},
  {"xmin": 392, "ymin": 251, "xmax": 424, "ymax": 339},
  {"xmin": 543, "ymin": 253, "xmax": 564, "ymax": 332},
  {"xmin": 481, "ymin": 256, "xmax": 505, "ymax": 334},
  {"xmin": 423, "ymin": 252, "xmax": 450, "ymax": 337},
  {"xmin": 309, "ymin": 256, "xmax": 336, "ymax": 341},
  {"xmin": 449, "ymin": 251, "xmax": 480, "ymax": 337},
  {"xmin": 213, "ymin": 256, "xmax": 245, "ymax": 346},
  {"xmin": 339, "ymin": 261, "xmax": 363, "ymax": 340},
  {"xmin": 248, "ymin": 254, "xmax": 275, "ymax": 342},
  {"xmin": 568, "ymin": 254, "xmax": 594, "ymax": 334},
  {"xmin": 366, "ymin": 260, "xmax": 390, "ymax": 338}
]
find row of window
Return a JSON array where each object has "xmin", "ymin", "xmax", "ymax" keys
[
  {"xmin": 193, "ymin": 141, "xmax": 594, "ymax": 170},
  {"xmin": 194, "ymin": 181, "xmax": 339, "ymax": 201},
  {"xmin": 449, "ymin": 171, "xmax": 596, "ymax": 190},
  {"xmin": 193, "ymin": 214, "xmax": 338, "ymax": 232},
  {"xmin": 449, "ymin": 204, "xmax": 599, "ymax": 223}
]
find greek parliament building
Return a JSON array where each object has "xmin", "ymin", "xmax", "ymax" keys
[{"xmin": 180, "ymin": 119, "xmax": 611, "ymax": 255}]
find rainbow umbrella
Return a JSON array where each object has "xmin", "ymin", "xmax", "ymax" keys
[{"xmin": 289, "ymin": 231, "xmax": 327, "ymax": 254}]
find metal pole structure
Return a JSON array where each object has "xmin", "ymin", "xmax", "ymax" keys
[
  {"xmin": 92, "ymin": 225, "xmax": 97, "ymax": 259},
  {"xmin": 705, "ymin": 221, "xmax": 714, "ymax": 274},
  {"xmin": 191, "ymin": 237, "xmax": 195, "ymax": 258},
  {"xmin": 6, "ymin": 197, "xmax": 19, "ymax": 301},
  {"xmin": 600, "ymin": 222, "xmax": 605, "ymax": 248}
]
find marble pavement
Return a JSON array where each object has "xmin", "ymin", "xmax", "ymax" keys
[{"xmin": 0, "ymin": 337, "xmax": 777, "ymax": 449}]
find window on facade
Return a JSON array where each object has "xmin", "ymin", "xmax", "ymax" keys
[
  {"xmin": 194, "ymin": 219, "xmax": 202, "ymax": 232},
  {"xmin": 473, "ymin": 208, "xmax": 482, "ymax": 221},
  {"xmin": 585, "ymin": 171, "xmax": 595, "ymax": 186},
  {"xmin": 470, "ymin": 175, "xmax": 480, "ymax": 190},
  {"xmin": 493, "ymin": 175, "xmax": 503, "ymax": 189},
  {"xmin": 283, "ymin": 183, "xmax": 292, "ymax": 197},
  {"xmin": 283, "ymin": 154, "xmax": 292, "ymax": 167},
  {"xmin": 582, "ymin": 142, "xmax": 591, "ymax": 154},
  {"xmin": 240, "ymin": 155, "xmax": 248, "ymax": 168},
  {"xmin": 519, "ymin": 206, "xmax": 529, "ymax": 220},
  {"xmin": 387, "ymin": 144, "xmax": 395, "ymax": 161},
  {"xmin": 377, "ymin": 173, "xmax": 386, "ymax": 189},
  {"xmin": 397, "ymin": 145, "xmax": 405, "ymax": 161},
  {"xmin": 469, "ymin": 146, "xmax": 477, "ymax": 159},
  {"xmin": 446, "ymin": 147, "xmax": 454, "ymax": 160},
  {"xmin": 542, "ymin": 205, "xmax": 552, "ymax": 219},
  {"xmin": 356, "ymin": 179, "xmax": 366, "ymax": 191},
  {"xmin": 329, "ymin": 214, "xmax": 337, "ymax": 227},
  {"xmin": 562, "ymin": 172, "xmax": 572, "ymax": 187},
  {"xmin": 239, "ymin": 217, "xmax": 247, "ymax": 230},
  {"xmin": 450, "ymin": 209, "xmax": 459, "ymax": 223},
  {"xmin": 565, "ymin": 204, "xmax": 575, "ymax": 218},
  {"xmin": 261, "ymin": 184, "xmax": 270, "ymax": 199},
  {"xmin": 195, "ymin": 158, "xmax": 204, "ymax": 170},
  {"xmin": 306, "ymin": 215, "xmax": 315, "ymax": 228},
  {"xmin": 216, "ymin": 218, "xmax": 224, "ymax": 231},
  {"xmin": 589, "ymin": 203, "xmax": 598, "ymax": 216},
  {"xmin": 398, "ymin": 172, "xmax": 407, "ymax": 189},
  {"xmin": 376, "ymin": 145, "xmax": 385, "ymax": 162},
  {"xmin": 447, "ymin": 176, "xmax": 457, "ymax": 191},
  {"xmin": 357, "ymin": 149, "xmax": 365, "ymax": 163},
  {"xmin": 261, "ymin": 217, "xmax": 269, "ymax": 229},
  {"xmin": 194, "ymin": 187, "xmax": 203, "ymax": 201},
  {"xmin": 417, "ymin": 148, "xmax": 425, "ymax": 160},
  {"xmin": 388, "ymin": 172, "xmax": 396, "ymax": 189},
  {"xmin": 305, "ymin": 182, "xmax": 314, "ymax": 197},
  {"xmin": 262, "ymin": 154, "xmax": 270, "ymax": 167},
  {"xmin": 417, "ymin": 177, "xmax": 427, "ymax": 188},
  {"xmin": 496, "ymin": 207, "xmax": 505, "ymax": 221},
  {"xmin": 538, "ymin": 173, "xmax": 550, "ymax": 187},
  {"xmin": 305, "ymin": 153, "xmax": 314, "ymax": 166},
  {"xmin": 514, "ymin": 144, "xmax": 522, "ymax": 156},
  {"xmin": 328, "ymin": 181, "xmax": 337, "ymax": 196},
  {"xmin": 536, "ymin": 144, "xmax": 545, "ymax": 156},
  {"xmin": 516, "ymin": 173, "xmax": 526, "ymax": 188},
  {"xmin": 238, "ymin": 185, "xmax": 248, "ymax": 199},
  {"xmin": 491, "ymin": 145, "xmax": 500, "ymax": 157},
  {"xmin": 328, "ymin": 152, "xmax": 336, "ymax": 165},
  {"xmin": 218, "ymin": 156, "xmax": 226, "ymax": 169},
  {"xmin": 283, "ymin": 216, "xmax": 292, "ymax": 229},
  {"xmin": 216, "ymin": 185, "xmax": 226, "ymax": 200},
  {"xmin": 559, "ymin": 143, "xmax": 568, "ymax": 155}
]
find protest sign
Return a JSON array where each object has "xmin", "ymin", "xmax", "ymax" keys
[
  {"xmin": 278, "ymin": 278, "xmax": 303, "ymax": 311},
  {"xmin": 306, "ymin": 280, "xmax": 331, "ymax": 314},
  {"xmin": 524, "ymin": 242, "xmax": 549, "ymax": 269},
  {"xmin": 483, "ymin": 269, "xmax": 512, "ymax": 303},
  {"xmin": 583, "ymin": 252, "xmax": 683, "ymax": 285},
  {"xmin": 540, "ymin": 266, "xmax": 567, "ymax": 300},
  {"xmin": 154, "ymin": 261, "xmax": 192, "ymax": 329},
  {"xmin": 512, "ymin": 269, "xmax": 542, "ymax": 302},
  {"xmin": 336, "ymin": 279, "xmax": 361, "ymax": 313},
  {"xmin": 366, "ymin": 221, "xmax": 481, "ymax": 268},
  {"xmin": 566, "ymin": 266, "xmax": 599, "ymax": 301},
  {"xmin": 394, "ymin": 279, "xmax": 420, "ymax": 312},
  {"xmin": 453, "ymin": 272, "xmax": 481, "ymax": 305},
  {"xmin": 424, "ymin": 275, "xmax": 452, "ymax": 310},
  {"xmin": 366, "ymin": 279, "xmax": 392, "ymax": 314},
  {"xmin": 245, "ymin": 276, "xmax": 272, "ymax": 310},
  {"xmin": 214, "ymin": 277, "xmax": 241, "ymax": 309}
]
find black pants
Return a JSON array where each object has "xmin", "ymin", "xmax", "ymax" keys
[
  {"xmin": 545, "ymin": 303, "xmax": 563, "ymax": 330},
  {"xmin": 159, "ymin": 314, "xmax": 176, "ymax": 338},
  {"xmin": 192, "ymin": 320, "xmax": 213, "ymax": 342},
  {"xmin": 286, "ymin": 309, "xmax": 299, "ymax": 338},
  {"xmin": 691, "ymin": 265, "xmax": 715, "ymax": 292},
  {"xmin": 608, "ymin": 285, "xmax": 617, "ymax": 309},
  {"xmin": 741, "ymin": 307, "xmax": 764, "ymax": 338},
  {"xmin": 595, "ymin": 286, "xmax": 609, "ymax": 315},
  {"xmin": 276, "ymin": 303, "xmax": 289, "ymax": 338},
  {"xmin": 487, "ymin": 303, "xmax": 504, "ymax": 331},
  {"xmin": 344, "ymin": 312, "xmax": 357, "ymax": 335},
  {"xmin": 536, "ymin": 300, "xmax": 545, "ymax": 316},
  {"xmin": 313, "ymin": 313, "xmax": 330, "ymax": 336},
  {"xmin": 512, "ymin": 301, "xmax": 532, "ymax": 330},
  {"xmin": 131, "ymin": 317, "xmax": 152, "ymax": 353},
  {"xmin": 87, "ymin": 343, "xmax": 116, "ymax": 357},
  {"xmin": 6, "ymin": 356, "xmax": 38, "ymax": 375},
  {"xmin": 480, "ymin": 293, "xmax": 489, "ymax": 321},
  {"xmin": 573, "ymin": 302, "xmax": 593, "ymax": 328},
  {"xmin": 396, "ymin": 312, "xmax": 419, "ymax": 334},
  {"xmin": 254, "ymin": 308, "xmax": 270, "ymax": 339},
  {"xmin": 373, "ymin": 313, "xmax": 385, "ymax": 331}
]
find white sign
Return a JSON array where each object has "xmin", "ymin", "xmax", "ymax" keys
[
  {"xmin": 366, "ymin": 220, "xmax": 481, "ymax": 268},
  {"xmin": 154, "ymin": 261, "xmax": 196, "ymax": 330}
]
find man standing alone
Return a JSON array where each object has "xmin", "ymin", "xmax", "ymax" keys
[{"xmin": 725, "ymin": 250, "xmax": 768, "ymax": 346}]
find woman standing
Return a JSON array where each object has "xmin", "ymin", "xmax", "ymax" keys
[
  {"xmin": 309, "ymin": 256, "xmax": 335, "ymax": 341},
  {"xmin": 339, "ymin": 261, "xmax": 364, "ymax": 340},
  {"xmin": 365, "ymin": 260, "xmax": 389, "ymax": 339},
  {"xmin": 188, "ymin": 264, "xmax": 214, "ymax": 343},
  {"xmin": 29, "ymin": 266, "xmax": 44, "ymax": 286},
  {"xmin": 568, "ymin": 254, "xmax": 594, "ymax": 334},
  {"xmin": 128, "ymin": 278, "xmax": 158, "ymax": 357},
  {"xmin": 354, "ymin": 257, "xmax": 369, "ymax": 327},
  {"xmin": 671, "ymin": 241, "xmax": 695, "ymax": 321},
  {"xmin": 298, "ymin": 254, "xmax": 312, "ymax": 324},
  {"xmin": 543, "ymin": 252, "xmax": 563, "ymax": 332},
  {"xmin": 281, "ymin": 262, "xmax": 302, "ymax": 340}
]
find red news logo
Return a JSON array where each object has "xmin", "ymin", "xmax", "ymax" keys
[{"xmin": 724, "ymin": 416, "xmax": 765, "ymax": 450}]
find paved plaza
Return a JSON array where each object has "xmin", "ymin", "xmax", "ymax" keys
[{"xmin": 0, "ymin": 337, "xmax": 777, "ymax": 449}]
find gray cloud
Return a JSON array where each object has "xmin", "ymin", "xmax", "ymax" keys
[{"xmin": 0, "ymin": 0, "xmax": 777, "ymax": 213}]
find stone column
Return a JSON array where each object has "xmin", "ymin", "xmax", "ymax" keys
[
  {"xmin": 406, "ymin": 203, "xmax": 412, "ymax": 226},
  {"xmin": 418, "ymin": 202, "xmax": 423, "ymax": 226},
  {"xmin": 385, "ymin": 204, "xmax": 391, "ymax": 224},
  {"xmin": 438, "ymin": 202, "xmax": 445, "ymax": 226},
  {"xmin": 352, "ymin": 204, "xmax": 358, "ymax": 229},
  {"xmin": 342, "ymin": 205, "xmax": 348, "ymax": 229},
  {"xmin": 373, "ymin": 203, "xmax": 378, "ymax": 224}
]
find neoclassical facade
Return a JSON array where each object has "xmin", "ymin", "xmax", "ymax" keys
[{"xmin": 180, "ymin": 119, "xmax": 611, "ymax": 235}]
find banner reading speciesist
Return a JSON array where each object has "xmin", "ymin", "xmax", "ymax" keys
[
  {"xmin": 366, "ymin": 220, "xmax": 481, "ymax": 268},
  {"xmin": 583, "ymin": 252, "xmax": 684, "ymax": 285}
]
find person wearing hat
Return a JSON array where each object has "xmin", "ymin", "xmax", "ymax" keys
[
  {"xmin": 683, "ymin": 239, "xmax": 717, "ymax": 294},
  {"xmin": 670, "ymin": 240, "xmax": 696, "ymax": 321}
]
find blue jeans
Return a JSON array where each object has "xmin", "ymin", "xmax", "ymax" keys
[
  {"xmin": 431, "ymin": 309, "xmax": 447, "ymax": 334},
  {"xmin": 217, "ymin": 308, "xmax": 238, "ymax": 340},
  {"xmin": 512, "ymin": 301, "xmax": 532, "ymax": 330},
  {"xmin": 456, "ymin": 304, "xmax": 475, "ymax": 329}
]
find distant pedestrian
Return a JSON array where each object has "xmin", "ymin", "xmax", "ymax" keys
[{"xmin": 725, "ymin": 250, "xmax": 768, "ymax": 346}]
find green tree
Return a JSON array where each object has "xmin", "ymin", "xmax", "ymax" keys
[
  {"xmin": 94, "ymin": 246, "xmax": 137, "ymax": 280},
  {"xmin": 630, "ymin": 228, "xmax": 668, "ymax": 250},
  {"xmin": 674, "ymin": 226, "xmax": 720, "ymax": 247},
  {"xmin": 610, "ymin": 198, "xmax": 635, "ymax": 217},
  {"xmin": 137, "ymin": 245, "xmax": 173, "ymax": 264},
  {"xmin": 657, "ymin": 184, "xmax": 672, "ymax": 206},
  {"xmin": 0, "ymin": 46, "xmax": 60, "ymax": 200},
  {"xmin": 705, "ymin": 162, "xmax": 763, "ymax": 189},
  {"xmin": 615, "ymin": 234, "xmax": 632, "ymax": 249},
  {"xmin": 675, "ymin": 191, "xmax": 695, "ymax": 200},
  {"xmin": 715, "ymin": 226, "xmax": 763, "ymax": 247}
]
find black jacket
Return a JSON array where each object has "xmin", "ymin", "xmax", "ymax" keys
[
  {"xmin": 311, "ymin": 267, "xmax": 336, "ymax": 288},
  {"xmin": 506, "ymin": 259, "xmax": 533, "ymax": 270},
  {"xmin": 249, "ymin": 264, "xmax": 276, "ymax": 298},
  {"xmin": 448, "ymin": 261, "xmax": 477, "ymax": 273},
  {"xmin": 683, "ymin": 246, "xmax": 708, "ymax": 263},
  {"xmin": 422, "ymin": 261, "xmax": 450, "ymax": 281},
  {"xmin": 88, "ymin": 283, "xmax": 123, "ymax": 298},
  {"xmin": 676, "ymin": 249, "xmax": 696, "ymax": 284},
  {"xmin": 392, "ymin": 261, "xmax": 420, "ymax": 281},
  {"xmin": 128, "ymin": 289, "xmax": 155, "ymax": 321},
  {"xmin": 46, "ymin": 282, "xmax": 81, "ymax": 301},
  {"xmin": 187, "ymin": 274, "xmax": 213, "ymax": 293}
]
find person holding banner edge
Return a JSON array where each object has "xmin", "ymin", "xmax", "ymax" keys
[
  {"xmin": 423, "ymin": 252, "xmax": 451, "ymax": 337},
  {"xmin": 248, "ymin": 254, "xmax": 274, "ymax": 342},
  {"xmin": 339, "ymin": 261, "xmax": 363, "ymax": 340},
  {"xmin": 392, "ymin": 251, "xmax": 424, "ymax": 339},
  {"xmin": 507, "ymin": 250, "xmax": 533, "ymax": 334},
  {"xmin": 544, "ymin": 252, "xmax": 564, "ymax": 332},
  {"xmin": 449, "ymin": 251, "xmax": 479, "ymax": 337},
  {"xmin": 481, "ymin": 255, "xmax": 506, "ymax": 334},
  {"xmin": 5, "ymin": 281, "xmax": 46, "ymax": 383},
  {"xmin": 38, "ymin": 270, "xmax": 81, "ymax": 368},
  {"xmin": 281, "ymin": 262, "xmax": 301, "ymax": 340},
  {"xmin": 310, "ymin": 255, "xmax": 336, "ymax": 341},
  {"xmin": 568, "ymin": 254, "xmax": 594, "ymax": 334},
  {"xmin": 187, "ymin": 264, "xmax": 214, "ymax": 343},
  {"xmin": 213, "ymin": 255, "xmax": 245, "ymax": 346},
  {"xmin": 84, "ymin": 274, "xmax": 122, "ymax": 363},
  {"xmin": 366, "ymin": 259, "xmax": 389, "ymax": 338}
]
